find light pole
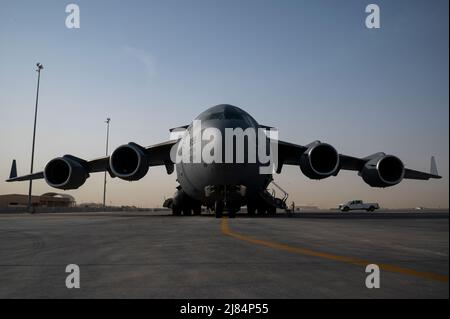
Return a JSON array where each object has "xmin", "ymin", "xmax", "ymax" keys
[
  {"xmin": 28, "ymin": 63, "xmax": 43, "ymax": 213},
  {"xmin": 103, "ymin": 117, "xmax": 111, "ymax": 210}
]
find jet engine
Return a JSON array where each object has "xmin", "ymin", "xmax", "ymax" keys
[
  {"xmin": 110, "ymin": 142, "xmax": 149, "ymax": 181},
  {"xmin": 44, "ymin": 156, "xmax": 89, "ymax": 190},
  {"xmin": 360, "ymin": 155, "xmax": 404, "ymax": 187},
  {"xmin": 300, "ymin": 142, "xmax": 340, "ymax": 179}
]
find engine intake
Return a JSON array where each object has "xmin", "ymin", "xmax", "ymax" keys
[
  {"xmin": 110, "ymin": 143, "xmax": 149, "ymax": 181},
  {"xmin": 300, "ymin": 142, "xmax": 340, "ymax": 179},
  {"xmin": 44, "ymin": 156, "xmax": 88, "ymax": 190},
  {"xmin": 361, "ymin": 155, "xmax": 404, "ymax": 187}
]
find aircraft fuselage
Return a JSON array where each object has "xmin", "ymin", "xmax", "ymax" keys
[{"xmin": 175, "ymin": 105, "xmax": 272, "ymax": 209}]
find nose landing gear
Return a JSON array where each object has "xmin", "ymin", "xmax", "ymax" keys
[{"xmin": 213, "ymin": 201, "xmax": 238, "ymax": 218}]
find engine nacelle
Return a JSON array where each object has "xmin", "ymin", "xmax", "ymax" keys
[
  {"xmin": 110, "ymin": 142, "xmax": 149, "ymax": 181},
  {"xmin": 300, "ymin": 142, "xmax": 340, "ymax": 179},
  {"xmin": 44, "ymin": 156, "xmax": 88, "ymax": 190},
  {"xmin": 360, "ymin": 155, "xmax": 404, "ymax": 187}
]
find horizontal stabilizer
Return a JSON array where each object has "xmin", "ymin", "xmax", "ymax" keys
[
  {"xmin": 403, "ymin": 157, "xmax": 441, "ymax": 180},
  {"xmin": 6, "ymin": 171, "xmax": 44, "ymax": 182}
]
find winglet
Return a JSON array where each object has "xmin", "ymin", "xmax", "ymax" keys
[
  {"xmin": 430, "ymin": 156, "xmax": 438, "ymax": 176},
  {"xmin": 9, "ymin": 160, "xmax": 17, "ymax": 179}
]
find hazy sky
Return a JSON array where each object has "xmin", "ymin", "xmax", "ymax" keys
[{"xmin": 0, "ymin": 0, "xmax": 448, "ymax": 208}]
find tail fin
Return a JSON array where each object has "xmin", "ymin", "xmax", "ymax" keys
[
  {"xmin": 430, "ymin": 156, "xmax": 438, "ymax": 176},
  {"xmin": 9, "ymin": 160, "xmax": 17, "ymax": 179}
]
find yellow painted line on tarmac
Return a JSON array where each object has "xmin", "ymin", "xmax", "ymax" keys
[{"xmin": 221, "ymin": 217, "xmax": 448, "ymax": 283}]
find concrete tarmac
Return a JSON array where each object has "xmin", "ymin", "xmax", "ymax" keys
[{"xmin": 0, "ymin": 210, "xmax": 448, "ymax": 298}]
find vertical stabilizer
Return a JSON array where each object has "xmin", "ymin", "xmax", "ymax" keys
[
  {"xmin": 9, "ymin": 160, "xmax": 17, "ymax": 179},
  {"xmin": 430, "ymin": 156, "xmax": 438, "ymax": 176}
]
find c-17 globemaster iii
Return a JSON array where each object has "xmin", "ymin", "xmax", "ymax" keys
[{"xmin": 7, "ymin": 104, "xmax": 441, "ymax": 218}]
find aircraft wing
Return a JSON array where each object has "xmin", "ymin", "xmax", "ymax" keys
[
  {"xmin": 6, "ymin": 140, "xmax": 178, "ymax": 182},
  {"xmin": 276, "ymin": 140, "xmax": 441, "ymax": 181}
]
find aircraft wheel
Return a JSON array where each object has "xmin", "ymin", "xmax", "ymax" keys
[
  {"xmin": 193, "ymin": 205, "xmax": 201, "ymax": 215},
  {"xmin": 267, "ymin": 205, "xmax": 276, "ymax": 215},
  {"xmin": 182, "ymin": 207, "xmax": 192, "ymax": 216},
  {"xmin": 247, "ymin": 204, "xmax": 256, "ymax": 216},
  {"xmin": 257, "ymin": 205, "xmax": 267, "ymax": 215},
  {"xmin": 172, "ymin": 206, "xmax": 182, "ymax": 216},
  {"xmin": 228, "ymin": 208, "xmax": 237, "ymax": 218},
  {"xmin": 215, "ymin": 201, "xmax": 223, "ymax": 218}
]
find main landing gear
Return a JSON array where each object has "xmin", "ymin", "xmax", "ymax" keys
[
  {"xmin": 172, "ymin": 202, "xmax": 201, "ymax": 216},
  {"xmin": 166, "ymin": 190, "xmax": 202, "ymax": 216}
]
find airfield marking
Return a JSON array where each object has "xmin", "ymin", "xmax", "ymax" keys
[{"xmin": 220, "ymin": 218, "xmax": 448, "ymax": 283}]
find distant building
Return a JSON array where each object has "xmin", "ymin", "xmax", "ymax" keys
[
  {"xmin": 0, "ymin": 193, "xmax": 76, "ymax": 208},
  {"xmin": 78, "ymin": 202, "xmax": 103, "ymax": 208}
]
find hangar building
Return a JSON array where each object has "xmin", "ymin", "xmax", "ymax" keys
[{"xmin": 0, "ymin": 193, "xmax": 76, "ymax": 208}]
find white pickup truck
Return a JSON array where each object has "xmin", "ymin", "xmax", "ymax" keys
[{"xmin": 338, "ymin": 200, "xmax": 379, "ymax": 212}]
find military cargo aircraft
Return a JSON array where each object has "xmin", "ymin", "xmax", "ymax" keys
[{"xmin": 7, "ymin": 104, "xmax": 441, "ymax": 217}]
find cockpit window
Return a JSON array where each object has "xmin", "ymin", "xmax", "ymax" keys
[
  {"xmin": 223, "ymin": 108, "xmax": 243, "ymax": 119},
  {"xmin": 205, "ymin": 112, "xmax": 224, "ymax": 120},
  {"xmin": 200, "ymin": 110, "xmax": 242, "ymax": 120},
  {"xmin": 196, "ymin": 104, "xmax": 256, "ymax": 125}
]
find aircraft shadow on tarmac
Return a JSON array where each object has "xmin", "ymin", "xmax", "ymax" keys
[
  {"xmin": 198, "ymin": 212, "xmax": 449, "ymax": 219},
  {"xmin": 7, "ymin": 210, "xmax": 446, "ymax": 220},
  {"xmin": 89, "ymin": 211, "xmax": 448, "ymax": 219}
]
